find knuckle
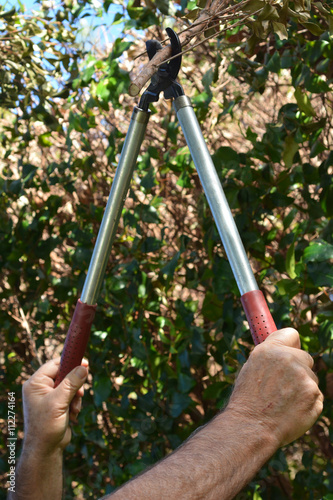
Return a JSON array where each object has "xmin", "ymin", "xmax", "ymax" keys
[
  {"xmin": 251, "ymin": 342, "xmax": 269, "ymax": 360},
  {"xmin": 22, "ymin": 379, "xmax": 31, "ymax": 395},
  {"xmin": 272, "ymin": 348, "xmax": 295, "ymax": 367},
  {"xmin": 316, "ymin": 387, "xmax": 324, "ymax": 403},
  {"xmin": 283, "ymin": 351, "xmax": 296, "ymax": 365},
  {"xmin": 303, "ymin": 377, "xmax": 321, "ymax": 400},
  {"xmin": 290, "ymin": 328, "xmax": 301, "ymax": 345},
  {"xmin": 317, "ymin": 396, "xmax": 324, "ymax": 413},
  {"xmin": 304, "ymin": 351, "xmax": 314, "ymax": 368}
]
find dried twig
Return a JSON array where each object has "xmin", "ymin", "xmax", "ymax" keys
[
  {"xmin": 129, "ymin": 0, "xmax": 252, "ymax": 96},
  {"xmin": 8, "ymin": 300, "xmax": 43, "ymax": 365},
  {"xmin": 158, "ymin": 11, "xmax": 259, "ymax": 68}
]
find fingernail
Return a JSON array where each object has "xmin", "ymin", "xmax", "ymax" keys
[{"xmin": 75, "ymin": 366, "xmax": 87, "ymax": 379}]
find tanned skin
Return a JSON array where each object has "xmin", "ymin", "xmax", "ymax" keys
[{"xmin": 8, "ymin": 329, "xmax": 323, "ymax": 500}]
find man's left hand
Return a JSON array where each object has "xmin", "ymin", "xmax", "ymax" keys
[{"xmin": 22, "ymin": 358, "xmax": 88, "ymax": 457}]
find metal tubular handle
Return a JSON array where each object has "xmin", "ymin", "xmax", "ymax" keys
[
  {"xmin": 81, "ymin": 107, "xmax": 150, "ymax": 305},
  {"xmin": 173, "ymin": 96, "xmax": 276, "ymax": 343},
  {"xmin": 55, "ymin": 107, "xmax": 150, "ymax": 385}
]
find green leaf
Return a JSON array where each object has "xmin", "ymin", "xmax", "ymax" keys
[
  {"xmin": 301, "ymin": 21, "xmax": 325, "ymax": 36},
  {"xmin": 276, "ymin": 278, "xmax": 300, "ymax": 298},
  {"xmin": 268, "ymin": 191, "xmax": 294, "ymax": 208},
  {"xmin": 140, "ymin": 236, "xmax": 162, "ymax": 253},
  {"xmin": 185, "ymin": 8, "xmax": 200, "ymax": 20},
  {"xmin": 155, "ymin": 0, "xmax": 170, "ymax": 15},
  {"xmin": 204, "ymin": 26, "xmax": 217, "ymax": 38},
  {"xmin": 22, "ymin": 163, "xmax": 38, "ymax": 183},
  {"xmin": 283, "ymin": 135, "xmax": 298, "ymax": 168},
  {"xmin": 96, "ymin": 80, "xmax": 110, "ymax": 101},
  {"xmin": 203, "ymin": 382, "xmax": 228, "ymax": 400},
  {"xmin": 329, "ymin": 15, "xmax": 333, "ymax": 36},
  {"xmin": 110, "ymin": 39, "xmax": 132, "ymax": 60},
  {"xmin": 38, "ymin": 133, "xmax": 52, "ymax": 147},
  {"xmin": 202, "ymin": 292, "xmax": 223, "ymax": 321},
  {"xmin": 177, "ymin": 373, "xmax": 196, "ymax": 393},
  {"xmin": 170, "ymin": 392, "xmax": 192, "ymax": 418},
  {"xmin": 294, "ymin": 87, "xmax": 315, "ymax": 117},
  {"xmin": 307, "ymin": 262, "xmax": 333, "ymax": 287},
  {"xmin": 303, "ymin": 241, "xmax": 333, "ymax": 263},
  {"xmin": 213, "ymin": 146, "xmax": 240, "ymax": 169},
  {"xmin": 93, "ymin": 375, "xmax": 112, "ymax": 406},
  {"xmin": 0, "ymin": 7, "xmax": 16, "ymax": 18},
  {"xmin": 161, "ymin": 252, "xmax": 180, "ymax": 277},
  {"xmin": 286, "ymin": 241, "xmax": 297, "ymax": 279},
  {"xmin": 244, "ymin": 0, "xmax": 265, "ymax": 15},
  {"xmin": 141, "ymin": 167, "xmax": 157, "ymax": 190},
  {"xmin": 177, "ymin": 169, "xmax": 193, "ymax": 188},
  {"xmin": 266, "ymin": 51, "xmax": 281, "ymax": 73},
  {"xmin": 258, "ymin": 4, "xmax": 279, "ymax": 21},
  {"xmin": 272, "ymin": 22, "xmax": 288, "ymax": 40},
  {"xmin": 9, "ymin": 179, "xmax": 21, "ymax": 194},
  {"xmin": 313, "ymin": 2, "xmax": 330, "ymax": 15}
]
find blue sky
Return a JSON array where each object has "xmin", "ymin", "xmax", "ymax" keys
[{"xmin": 6, "ymin": 0, "xmax": 125, "ymax": 48}]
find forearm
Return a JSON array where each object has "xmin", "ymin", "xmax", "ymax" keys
[
  {"xmin": 7, "ymin": 444, "xmax": 64, "ymax": 500},
  {"xmin": 106, "ymin": 409, "xmax": 278, "ymax": 500}
]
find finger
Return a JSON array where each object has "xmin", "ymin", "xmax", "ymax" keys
[
  {"xmin": 303, "ymin": 364, "xmax": 319, "ymax": 383},
  {"xmin": 53, "ymin": 365, "xmax": 88, "ymax": 407},
  {"xmin": 76, "ymin": 386, "xmax": 84, "ymax": 398},
  {"xmin": 70, "ymin": 400, "xmax": 82, "ymax": 418},
  {"xmin": 70, "ymin": 395, "xmax": 83, "ymax": 423},
  {"xmin": 280, "ymin": 345, "xmax": 314, "ymax": 369},
  {"xmin": 70, "ymin": 393, "xmax": 82, "ymax": 412},
  {"xmin": 69, "ymin": 413, "xmax": 78, "ymax": 424},
  {"xmin": 33, "ymin": 357, "xmax": 62, "ymax": 381},
  {"xmin": 265, "ymin": 328, "xmax": 301, "ymax": 349}
]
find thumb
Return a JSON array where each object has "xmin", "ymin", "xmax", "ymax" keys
[
  {"xmin": 264, "ymin": 327, "xmax": 300, "ymax": 349},
  {"xmin": 54, "ymin": 365, "xmax": 88, "ymax": 407}
]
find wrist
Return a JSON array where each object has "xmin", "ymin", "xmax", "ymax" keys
[
  {"xmin": 21, "ymin": 438, "xmax": 63, "ymax": 463},
  {"xmin": 220, "ymin": 406, "xmax": 280, "ymax": 454},
  {"xmin": 13, "ymin": 443, "xmax": 64, "ymax": 500}
]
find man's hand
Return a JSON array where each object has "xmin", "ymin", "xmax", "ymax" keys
[
  {"xmin": 22, "ymin": 357, "xmax": 88, "ymax": 457},
  {"xmin": 227, "ymin": 328, "xmax": 324, "ymax": 448},
  {"xmin": 9, "ymin": 358, "xmax": 88, "ymax": 500},
  {"xmin": 107, "ymin": 328, "xmax": 323, "ymax": 500}
]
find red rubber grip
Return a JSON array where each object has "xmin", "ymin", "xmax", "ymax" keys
[
  {"xmin": 241, "ymin": 290, "xmax": 277, "ymax": 345},
  {"xmin": 54, "ymin": 299, "xmax": 96, "ymax": 387}
]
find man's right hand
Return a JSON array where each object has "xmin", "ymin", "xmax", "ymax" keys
[
  {"xmin": 105, "ymin": 328, "xmax": 323, "ymax": 500},
  {"xmin": 226, "ymin": 328, "xmax": 324, "ymax": 448}
]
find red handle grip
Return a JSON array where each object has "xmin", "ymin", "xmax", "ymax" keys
[
  {"xmin": 241, "ymin": 290, "xmax": 277, "ymax": 345},
  {"xmin": 54, "ymin": 299, "xmax": 97, "ymax": 387}
]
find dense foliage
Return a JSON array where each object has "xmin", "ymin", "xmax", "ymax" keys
[{"xmin": 1, "ymin": 1, "xmax": 332, "ymax": 498}]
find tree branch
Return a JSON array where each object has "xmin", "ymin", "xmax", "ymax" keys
[{"xmin": 129, "ymin": 0, "xmax": 247, "ymax": 97}]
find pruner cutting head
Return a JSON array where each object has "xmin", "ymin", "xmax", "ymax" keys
[{"xmin": 139, "ymin": 27, "xmax": 184, "ymax": 111}]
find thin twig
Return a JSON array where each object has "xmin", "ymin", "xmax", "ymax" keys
[
  {"xmin": 177, "ymin": 0, "xmax": 251, "ymax": 36},
  {"xmin": 8, "ymin": 300, "xmax": 43, "ymax": 365},
  {"xmin": 157, "ymin": 11, "xmax": 259, "ymax": 68},
  {"xmin": 18, "ymin": 306, "xmax": 43, "ymax": 366},
  {"xmin": 133, "ymin": 0, "xmax": 250, "ymax": 61},
  {"xmin": 129, "ymin": 0, "xmax": 260, "ymax": 96}
]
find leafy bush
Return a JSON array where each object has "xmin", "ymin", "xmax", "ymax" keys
[{"xmin": 0, "ymin": 1, "xmax": 332, "ymax": 498}]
